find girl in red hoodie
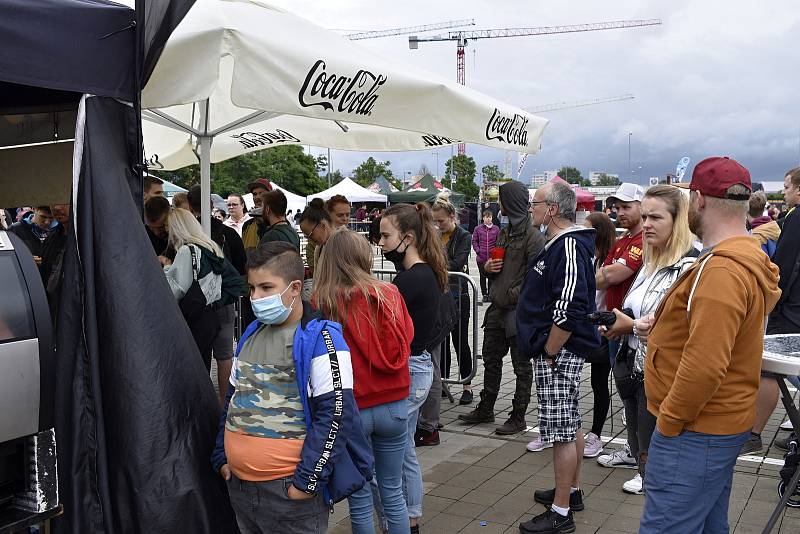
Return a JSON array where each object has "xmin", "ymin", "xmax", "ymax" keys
[{"xmin": 315, "ymin": 229, "xmax": 414, "ymax": 534}]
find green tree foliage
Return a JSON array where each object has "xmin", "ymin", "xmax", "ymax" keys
[
  {"xmin": 152, "ymin": 145, "xmax": 326, "ymax": 197},
  {"xmin": 315, "ymin": 155, "xmax": 328, "ymax": 175},
  {"xmin": 445, "ymin": 155, "xmax": 479, "ymax": 200},
  {"xmin": 596, "ymin": 173, "xmax": 621, "ymax": 187},
  {"xmin": 481, "ymin": 164, "xmax": 505, "ymax": 182},
  {"xmin": 558, "ymin": 166, "xmax": 590, "ymax": 187},
  {"xmin": 352, "ymin": 157, "xmax": 394, "ymax": 187}
]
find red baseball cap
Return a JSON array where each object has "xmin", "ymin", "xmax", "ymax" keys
[
  {"xmin": 689, "ymin": 157, "xmax": 752, "ymax": 200},
  {"xmin": 247, "ymin": 178, "xmax": 273, "ymax": 193}
]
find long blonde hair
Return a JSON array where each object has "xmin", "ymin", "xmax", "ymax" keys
[
  {"xmin": 643, "ymin": 185, "xmax": 693, "ymax": 275},
  {"xmin": 167, "ymin": 208, "xmax": 223, "ymax": 258},
  {"xmin": 314, "ymin": 229, "xmax": 395, "ymax": 327}
]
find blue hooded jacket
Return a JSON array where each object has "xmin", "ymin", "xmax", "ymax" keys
[
  {"xmin": 517, "ymin": 226, "xmax": 601, "ymax": 357},
  {"xmin": 211, "ymin": 302, "xmax": 374, "ymax": 504}
]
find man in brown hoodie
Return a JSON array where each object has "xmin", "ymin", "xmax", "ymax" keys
[{"xmin": 639, "ymin": 157, "xmax": 781, "ymax": 533}]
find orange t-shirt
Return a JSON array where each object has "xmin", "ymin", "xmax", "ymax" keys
[{"xmin": 225, "ymin": 430, "xmax": 303, "ymax": 481}]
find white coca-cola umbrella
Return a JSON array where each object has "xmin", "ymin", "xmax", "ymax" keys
[{"xmin": 138, "ymin": 0, "xmax": 549, "ymax": 230}]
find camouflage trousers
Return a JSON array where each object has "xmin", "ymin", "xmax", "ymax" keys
[{"xmin": 477, "ymin": 306, "xmax": 533, "ymax": 419}]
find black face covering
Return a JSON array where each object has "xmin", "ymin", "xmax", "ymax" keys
[{"xmin": 382, "ymin": 235, "xmax": 408, "ymax": 266}]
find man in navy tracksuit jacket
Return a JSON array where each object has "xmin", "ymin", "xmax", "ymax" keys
[{"xmin": 516, "ymin": 182, "xmax": 600, "ymax": 534}]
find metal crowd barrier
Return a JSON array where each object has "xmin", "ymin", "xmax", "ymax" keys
[
  {"xmin": 371, "ymin": 269, "xmax": 480, "ymax": 389},
  {"xmin": 232, "ymin": 249, "xmax": 481, "ymax": 393}
]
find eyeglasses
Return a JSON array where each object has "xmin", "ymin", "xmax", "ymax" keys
[{"xmin": 303, "ymin": 221, "xmax": 320, "ymax": 239}]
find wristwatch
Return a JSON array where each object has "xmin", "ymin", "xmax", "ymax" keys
[{"xmin": 538, "ymin": 347, "xmax": 558, "ymax": 360}]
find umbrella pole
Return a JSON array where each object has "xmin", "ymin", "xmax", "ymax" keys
[{"xmin": 200, "ymin": 135, "xmax": 212, "ymax": 235}]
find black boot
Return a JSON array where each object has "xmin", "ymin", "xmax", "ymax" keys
[
  {"xmin": 458, "ymin": 403, "xmax": 495, "ymax": 424},
  {"xmin": 495, "ymin": 413, "xmax": 526, "ymax": 435}
]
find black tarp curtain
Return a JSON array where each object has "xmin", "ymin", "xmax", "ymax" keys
[
  {"xmin": 1, "ymin": 0, "xmax": 239, "ymax": 532},
  {"xmin": 55, "ymin": 96, "xmax": 237, "ymax": 534}
]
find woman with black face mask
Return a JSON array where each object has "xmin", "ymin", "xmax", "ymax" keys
[{"xmin": 378, "ymin": 203, "xmax": 449, "ymax": 533}]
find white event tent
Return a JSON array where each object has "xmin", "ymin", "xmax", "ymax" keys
[
  {"xmin": 242, "ymin": 183, "xmax": 307, "ymax": 215},
  {"xmin": 307, "ymin": 177, "xmax": 386, "ymax": 203},
  {"xmin": 136, "ymin": 0, "xmax": 549, "ymax": 231}
]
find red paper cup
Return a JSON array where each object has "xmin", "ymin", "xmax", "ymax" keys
[{"xmin": 490, "ymin": 247, "xmax": 506, "ymax": 261}]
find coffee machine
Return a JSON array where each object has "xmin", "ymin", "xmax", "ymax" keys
[{"xmin": 0, "ymin": 229, "xmax": 59, "ymax": 529}]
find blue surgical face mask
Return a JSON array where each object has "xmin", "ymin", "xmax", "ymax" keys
[{"xmin": 251, "ymin": 283, "xmax": 296, "ymax": 325}]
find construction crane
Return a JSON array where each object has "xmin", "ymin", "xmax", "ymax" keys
[
  {"xmin": 346, "ymin": 19, "xmax": 475, "ymax": 40},
  {"xmin": 409, "ymin": 19, "xmax": 661, "ymax": 154},
  {"xmin": 515, "ymin": 94, "xmax": 636, "ymax": 177},
  {"xmin": 528, "ymin": 93, "xmax": 635, "ymax": 114}
]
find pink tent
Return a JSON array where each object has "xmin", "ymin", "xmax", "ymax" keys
[{"xmin": 550, "ymin": 176, "xmax": 596, "ymax": 211}]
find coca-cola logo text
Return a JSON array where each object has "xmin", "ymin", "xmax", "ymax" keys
[
  {"xmin": 232, "ymin": 129, "xmax": 301, "ymax": 149},
  {"xmin": 299, "ymin": 60, "xmax": 387, "ymax": 116},
  {"xmin": 422, "ymin": 134, "xmax": 455, "ymax": 147},
  {"xmin": 485, "ymin": 108, "xmax": 529, "ymax": 147}
]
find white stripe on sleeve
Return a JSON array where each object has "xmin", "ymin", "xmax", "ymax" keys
[
  {"xmin": 308, "ymin": 350, "xmax": 354, "ymax": 397},
  {"xmin": 554, "ymin": 237, "xmax": 578, "ymax": 326}
]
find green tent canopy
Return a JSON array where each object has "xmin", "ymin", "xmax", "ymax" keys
[
  {"xmin": 388, "ymin": 174, "xmax": 465, "ymax": 206},
  {"xmin": 368, "ymin": 175, "xmax": 399, "ymax": 195}
]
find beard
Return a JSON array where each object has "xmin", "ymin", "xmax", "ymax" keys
[{"xmin": 688, "ymin": 205, "xmax": 702, "ymax": 238}]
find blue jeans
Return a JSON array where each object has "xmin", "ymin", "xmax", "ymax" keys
[
  {"xmin": 404, "ymin": 353, "xmax": 433, "ymax": 519},
  {"xmin": 608, "ymin": 339, "xmax": 620, "ymax": 365},
  {"xmin": 640, "ymin": 429, "xmax": 749, "ymax": 533},
  {"xmin": 348, "ymin": 400, "xmax": 409, "ymax": 534}
]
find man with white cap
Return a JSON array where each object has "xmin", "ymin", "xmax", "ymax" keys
[{"xmin": 593, "ymin": 182, "xmax": 645, "ymax": 466}]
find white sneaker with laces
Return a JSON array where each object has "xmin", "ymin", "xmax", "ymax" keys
[
  {"xmin": 597, "ymin": 444, "xmax": 637, "ymax": 469},
  {"xmin": 526, "ymin": 436, "xmax": 554, "ymax": 452},
  {"xmin": 780, "ymin": 419, "xmax": 793, "ymax": 431},
  {"xmin": 583, "ymin": 432, "xmax": 604, "ymax": 458},
  {"xmin": 622, "ymin": 473, "xmax": 643, "ymax": 494}
]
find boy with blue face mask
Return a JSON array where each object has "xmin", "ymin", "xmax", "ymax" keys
[{"xmin": 211, "ymin": 242, "xmax": 373, "ymax": 534}]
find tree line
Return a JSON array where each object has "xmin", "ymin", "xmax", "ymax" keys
[{"xmin": 153, "ymin": 145, "xmax": 616, "ymax": 200}]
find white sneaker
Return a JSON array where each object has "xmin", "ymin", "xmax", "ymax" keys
[
  {"xmin": 780, "ymin": 419, "xmax": 794, "ymax": 431},
  {"xmin": 622, "ymin": 473, "xmax": 643, "ymax": 495},
  {"xmin": 583, "ymin": 432, "xmax": 604, "ymax": 458},
  {"xmin": 597, "ymin": 444, "xmax": 637, "ymax": 469},
  {"xmin": 526, "ymin": 436, "xmax": 554, "ymax": 452}
]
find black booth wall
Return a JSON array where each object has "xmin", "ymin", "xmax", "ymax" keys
[{"xmin": 54, "ymin": 97, "xmax": 237, "ymax": 533}]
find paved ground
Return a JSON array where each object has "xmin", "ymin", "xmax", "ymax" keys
[{"xmin": 322, "ymin": 251, "xmax": 800, "ymax": 534}]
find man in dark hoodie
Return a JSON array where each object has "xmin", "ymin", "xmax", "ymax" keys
[
  {"xmin": 516, "ymin": 181, "xmax": 599, "ymax": 534},
  {"xmin": 458, "ymin": 181, "xmax": 545, "ymax": 435}
]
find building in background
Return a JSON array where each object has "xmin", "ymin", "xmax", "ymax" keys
[{"xmin": 531, "ymin": 170, "xmax": 559, "ymax": 186}]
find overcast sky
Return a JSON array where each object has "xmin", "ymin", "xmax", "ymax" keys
[{"xmin": 269, "ymin": 0, "xmax": 800, "ymax": 185}]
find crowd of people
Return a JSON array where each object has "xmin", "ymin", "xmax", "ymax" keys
[{"xmin": 4, "ymin": 159, "xmax": 798, "ymax": 534}]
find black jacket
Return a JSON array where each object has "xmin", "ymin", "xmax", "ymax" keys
[
  {"xmin": 8, "ymin": 220, "xmax": 46, "ymax": 257},
  {"xmin": 770, "ymin": 208, "xmax": 800, "ymax": 332},
  {"xmin": 446, "ymin": 225, "xmax": 472, "ymax": 296},
  {"xmin": 210, "ymin": 218, "xmax": 246, "ymax": 275},
  {"xmin": 487, "ymin": 215, "xmax": 545, "ymax": 309}
]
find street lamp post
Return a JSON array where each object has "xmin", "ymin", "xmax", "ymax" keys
[
  {"xmin": 431, "ymin": 151, "xmax": 439, "ymax": 179},
  {"xmin": 627, "ymin": 134, "xmax": 632, "ymax": 176}
]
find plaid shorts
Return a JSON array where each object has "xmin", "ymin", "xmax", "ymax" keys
[{"xmin": 535, "ymin": 349, "xmax": 583, "ymax": 443}]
